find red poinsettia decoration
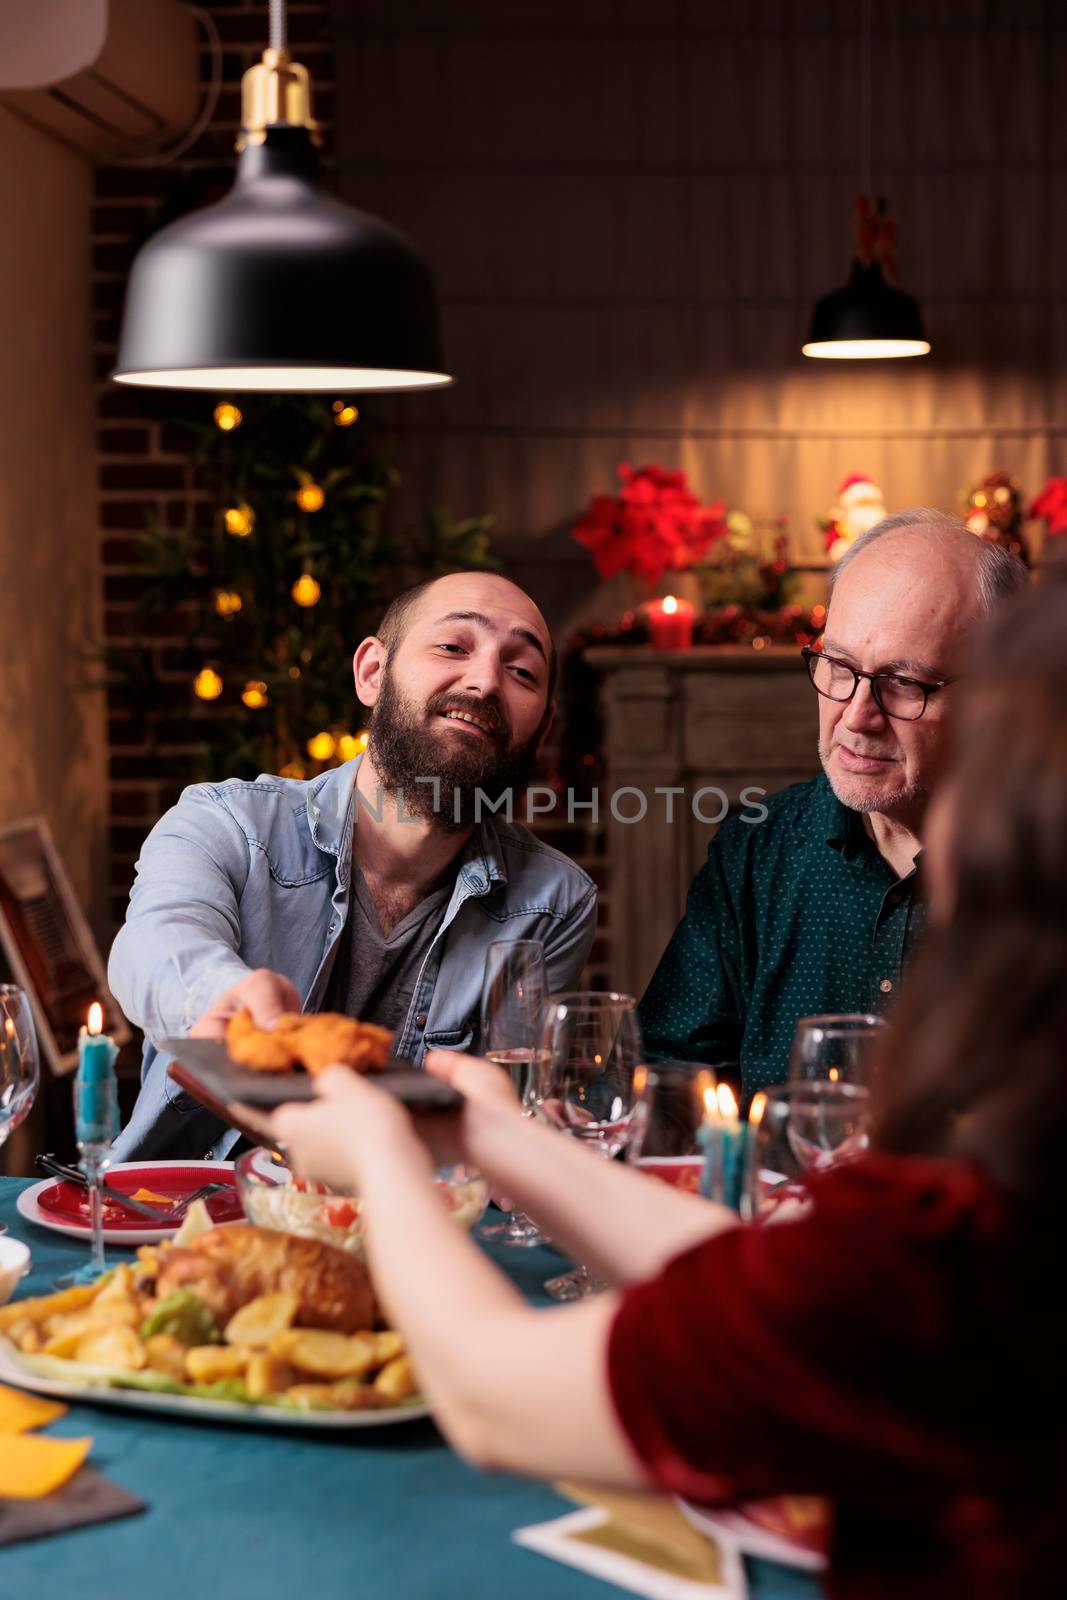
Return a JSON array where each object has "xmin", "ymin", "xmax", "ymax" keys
[
  {"xmin": 1029, "ymin": 478, "xmax": 1067, "ymax": 536},
  {"xmin": 572, "ymin": 463, "xmax": 730, "ymax": 587}
]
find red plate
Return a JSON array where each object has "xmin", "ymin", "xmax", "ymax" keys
[{"xmin": 35, "ymin": 1163, "xmax": 243, "ymax": 1232}]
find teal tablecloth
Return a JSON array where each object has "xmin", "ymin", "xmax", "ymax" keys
[{"xmin": 0, "ymin": 1178, "xmax": 822, "ymax": 1600}]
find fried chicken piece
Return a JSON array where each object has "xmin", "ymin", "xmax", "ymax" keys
[
  {"xmin": 155, "ymin": 1224, "xmax": 377, "ymax": 1333},
  {"xmin": 227, "ymin": 1008, "xmax": 300, "ymax": 1072},
  {"xmin": 225, "ymin": 1009, "xmax": 394, "ymax": 1075}
]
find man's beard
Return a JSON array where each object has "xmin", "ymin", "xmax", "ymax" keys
[
  {"xmin": 367, "ymin": 668, "xmax": 543, "ymax": 830},
  {"xmin": 818, "ymin": 740, "xmax": 928, "ymax": 816}
]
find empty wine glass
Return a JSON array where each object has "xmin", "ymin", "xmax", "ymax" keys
[
  {"xmin": 627, "ymin": 1061, "xmax": 717, "ymax": 1194},
  {"xmin": 788, "ymin": 1013, "xmax": 888, "ymax": 1088},
  {"xmin": 538, "ymin": 991, "xmax": 642, "ymax": 1299},
  {"xmin": 741, "ymin": 1080, "xmax": 871, "ymax": 1223},
  {"xmin": 0, "ymin": 986, "xmax": 41, "ymax": 1215},
  {"xmin": 478, "ymin": 940, "xmax": 550, "ymax": 1247}
]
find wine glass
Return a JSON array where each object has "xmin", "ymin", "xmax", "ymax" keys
[
  {"xmin": 627, "ymin": 1061, "xmax": 717, "ymax": 1194},
  {"xmin": 538, "ymin": 991, "xmax": 642, "ymax": 1299},
  {"xmin": 788, "ymin": 1013, "xmax": 888, "ymax": 1088},
  {"xmin": 0, "ymin": 986, "xmax": 41, "ymax": 1220},
  {"xmin": 478, "ymin": 940, "xmax": 550, "ymax": 1247},
  {"xmin": 740, "ymin": 1080, "xmax": 871, "ymax": 1223}
]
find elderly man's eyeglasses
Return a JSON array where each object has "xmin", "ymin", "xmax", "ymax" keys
[{"xmin": 801, "ymin": 646, "xmax": 952, "ymax": 722}]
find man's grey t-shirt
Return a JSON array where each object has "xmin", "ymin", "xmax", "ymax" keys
[{"xmin": 323, "ymin": 862, "xmax": 454, "ymax": 1032}]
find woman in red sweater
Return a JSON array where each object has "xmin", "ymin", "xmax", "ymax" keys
[{"xmin": 274, "ymin": 578, "xmax": 1067, "ymax": 1599}]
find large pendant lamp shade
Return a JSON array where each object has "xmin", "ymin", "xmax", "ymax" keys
[
  {"xmin": 114, "ymin": 41, "xmax": 451, "ymax": 393},
  {"xmin": 803, "ymin": 258, "xmax": 930, "ymax": 360}
]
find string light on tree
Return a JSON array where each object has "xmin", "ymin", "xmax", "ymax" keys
[
  {"xmin": 295, "ymin": 480, "xmax": 325, "ymax": 513},
  {"xmin": 224, "ymin": 503, "xmax": 255, "ymax": 537},
  {"xmin": 280, "ymin": 761, "xmax": 306, "ymax": 780},
  {"xmin": 291, "ymin": 573, "xmax": 321, "ymax": 607},
  {"xmin": 307, "ymin": 731, "xmax": 336, "ymax": 761},
  {"xmin": 213, "ymin": 589, "xmax": 243, "ymax": 618},
  {"xmin": 193, "ymin": 667, "xmax": 223, "ymax": 701},
  {"xmin": 241, "ymin": 681, "xmax": 269, "ymax": 709},
  {"xmin": 332, "ymin": 400, "xmax": 359, "ymax": 427},
  {"xmin": 337, "ymin": 731, "xmax": 369, "ymax": 761},
  {"xmin": 213, "ymin": 402, "xmax": 242, "ymax": 431}
]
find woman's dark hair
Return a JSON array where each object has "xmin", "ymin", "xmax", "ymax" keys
[{"xmin": 873, "ymin": 572, "xmax": 1067, "ymax": 1217}]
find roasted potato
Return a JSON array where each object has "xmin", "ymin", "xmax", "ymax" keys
[
  {"xmin": 223, "ymin": 1292, "xmax": 299, "ymax": 1349},
  {"xmin": 245, "ymin": 1352, "xmax": 295, "ymax": 1399},
  {"xmin": 95, "ymin": 1263, "xmax": 134, "ymax": 1302},
  {"xmin": 184, "ymin": 1344, "xmax": 249, "ymax": 1384},
  {"xmin": 74, "ymin": 1325, "xmax": 147, "ymax": 1371},
  {"xmin": 144, "ymin": 1333, "xmax": 189, "ymax": 1383},
  {"xmin": 0, "ymin": 1282, "xmax": 99, "ymax": 1331},
  {"xmin": 280, "ymin": 1382, "xmax": 339, "ymax": 1410},
  {"xmin": 269, "ymin": 1328, "xmax": 380, "ymax": 1380},
  {"xmin": 373, "ymin": 1356, "xmax": 417, "ymax": 1404}
]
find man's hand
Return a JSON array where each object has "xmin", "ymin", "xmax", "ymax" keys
[{"xmin": 189, "ymin": 968, "xmax": 301, "ymax": 1039}]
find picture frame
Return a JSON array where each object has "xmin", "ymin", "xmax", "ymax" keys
[{"xmin": 0, "ymin": 815, "xmax": 129, "ymax": 1075}]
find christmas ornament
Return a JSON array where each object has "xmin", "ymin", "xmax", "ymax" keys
[
  {"xmin": 291, "ymin": 573, "xmax": 322, "ymax": 607},
  {"xmin": 962, "ymin": 470, "xmax": 1028, "ymax": 562},
  {"xmin": 241, "ymin": 681, "xmax": 269, "ymax": 709},
  {"xmin": 573, "ymin": 463, "xmax": 730, "ymax": 588},
  {"xmin": 819, "ymin": 474, "xmax": 887, "ymax": 562},
  {"xmin": 213, "ymin": 402, "xmax": 242, "ymax": 431},
  {"xmin": 193, "ymin": 667, "xmax": 223, "ymax": 701},
  {"xmin": 224, "ymin": 504, "xmax": 256, "ymax": 537}
]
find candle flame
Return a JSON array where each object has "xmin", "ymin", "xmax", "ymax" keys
[
  {"xmin": 748, "ymin": 1090, "xmax": 767, "ymax": 1126},
  {"xmin": 662, "ymin": 595, "xmax": 678, "ymax": 615},
  {"xmin": 703, "ymin": 1084, "xmax": 719, "ymax": 1118},
  {"xmin": 88, "ymin": 1002, "xmax": 104, "ymax": 1036},
  {"xmin": 716, "ymin": 1082, "xmax": 738, "ymax": 1119}
]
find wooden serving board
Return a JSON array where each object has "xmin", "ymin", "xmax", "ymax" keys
[{"xmin": 159, "ymin": 1037, "xmax": 462, "ymax": 1112}]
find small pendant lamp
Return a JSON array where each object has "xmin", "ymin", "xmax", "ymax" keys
[
  {"xmin": 802, "ymin": 1, "xmax": 930, "ymax": 361},
  {"xmin": 114, "ymin": 3, "xmax": 451, "ymax": 393}
]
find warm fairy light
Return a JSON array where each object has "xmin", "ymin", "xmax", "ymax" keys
[
  {"xmin": 213, "ymin": 589, "xmax": 243, "ymax": 618},
  {"xmin": 748, "ymin": 1090, "xmax": 767, "ymax": 1127},
  {"xmin": 829, "ymin": 1066, "xmax": 840, "ymax": 1083},
  {"xmin": 241, "ymin": 681, "xmax": 269, "ymax": 709},
  {"xmin": 337, "ymin": 731, "xmax": 369, "ymax": 761},
  {"xmin": 280, "ymin": 761, "xmax": 306, "ymax": 780},
  {"xmin": 288, "ymin": 665, "xmax": 301, "ymax": 680},
  {"xmin": 213, "ymin": 402, "xmax": 242, "ymax": 431},
  {"xmin": 224, "ymin": 503, "xmax": 255, "ymax": 537},
  {"xmin": 295, "ymin": 482, "xmax": 325, "ymax": 513},
  {"xmin": 811, "ymin": 604, "xmax": 827, "ymax": 624},
  {"xmin": 193, "ymin": 667, "xmax": 223, "ymax": 700},
  {"xmin": 661, "ymin": 595, "xmax": 678, "ymax": 615},
  {"xmin": 291, "ymin": 573, "xmax": 322, "ymax": 607},
  {"xmin": 87, "ymin": 1002, "xmax": 103, "ymax": 1036},
  {"xmin": 332, "ymin": 401, "xmax": 359, "ymax": 426},
  {"xmin": 307, "ymin": 731, "xmax": 336, "ymax": 761},
  {"xmin": 716, "ymin": 1083, "xmax": 739, "ymax": 1120}
]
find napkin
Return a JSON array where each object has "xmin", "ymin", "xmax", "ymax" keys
[
  {"xmin": 513, "ymin": 1483, "xmax": 747, "ymax": 1600},
  {"xmin": 0, "ymin": 1466, "xmax": 146, "ymax": 1547}
]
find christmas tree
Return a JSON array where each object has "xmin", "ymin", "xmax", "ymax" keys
[{"xmin": 105, "ymin": 395, "xmax": 496, "ymax": 783}]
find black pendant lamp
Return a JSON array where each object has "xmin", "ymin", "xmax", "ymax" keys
[
  {"xmin": 114, "ymin": 2, "xmax": 451, "ymax": 393},
  {"xmin": 802, "ymin": 0, "xmax": 930, "ymax": 361}
]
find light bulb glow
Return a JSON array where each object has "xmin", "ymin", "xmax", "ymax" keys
[
  {"xmin": 241, "ymin": 681, "xmax": 269, "ymax": 709},
  {"xmin": 115, "ymin": 367, "xmax": 453, "ymax": 392},
  {"xmin": 224, "ymin": 504, "xmax": 255, "ymax": 537},
  {"xmin": 291, "ymin": 573, "xmax": 322, "ymax": 607},
  {"xmin": 307, "ymin": 731, "xmax": 336, "ymax": 761},
  {"xmin": 802, "ymin": 339, "xmax": 930, "ymax": 360},
  {"xmin": 194, "ymin": 667, "xmax": 223, "ymax": 700},
  {"xmin": 213, "ymin": 402, "xmax": 242, "ymax": 429},
  {"xmin": 295, "ymin": 483, "xmax": 325, "ymax": 513}
]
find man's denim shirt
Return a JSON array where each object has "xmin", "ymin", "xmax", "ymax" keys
[{"xmin": 109, "ymin": 758, "xmax": 597, "ymax": 1161}]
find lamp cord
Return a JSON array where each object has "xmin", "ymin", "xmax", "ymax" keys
[
  {"xmin": 114, "ymin": 4, "xmax": 223, "ymax": 166},
  {"xmin": 860, "ymin": 0, "xmax": 872, "ymax": 202},
  {"xmin": 269, "ymin": 0, "xmax": 288, "ymax": 52}
]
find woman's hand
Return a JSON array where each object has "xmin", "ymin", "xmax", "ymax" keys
[
  {"xmin": 423, "ymin": 1049, "xmax": 521, "ymax": 1114},
  {"xmin": 270, "ymin": 1067, "xmax": 421, "ymax": 1192}
]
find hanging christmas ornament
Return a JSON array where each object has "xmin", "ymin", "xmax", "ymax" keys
[
  {"xmin": 213, "ymin": 589, "xmax": 244, "ymax": 617},
  {"xmin": 291, "ymin": 573, "xmax": 322, "ymax": 607},
  {"xmin": 332, "ymin": 400, "xmax": 359, "ymax": 427},
  {"xmin": 193, "ymin": 667, "xmax": 224, "ymax": 700},
  {"xmin": 307, "ymin": 730, "xmax": 336, "ymax": 761},
  {"xmin": 213, "ymin": 402, "xmax": 243, "ymax": 431},
  {"xmin": 241, "ymin": 681, "xmax": 269, "ymax": 709},
  {"xmin": 224, "ymin": 503, "xmax": 256, "ymax": 537}
]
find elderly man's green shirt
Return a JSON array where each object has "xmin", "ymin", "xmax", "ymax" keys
[{"xmin": 637, "ymin": 775, "xmax": 925, "ymax": 1095}]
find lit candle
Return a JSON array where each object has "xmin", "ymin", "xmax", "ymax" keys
[
  {"xmin": 699, "ymin": 1082, "xmax": 745, "ymax": 1209},
  {"xmin": 75, "ymin": 1003, "xmax": 120, "ymax": 1149},
  {"xmin": 645, "ymin": 594, "xmax": 696, "ymax": 651}
]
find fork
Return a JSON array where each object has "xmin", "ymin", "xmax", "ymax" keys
[{"xmin": 35, "ymin": 1155, "xmax": 229, "ymax": 1224}]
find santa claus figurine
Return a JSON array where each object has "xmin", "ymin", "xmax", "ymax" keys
[{"xmin": 820, "ymin": 474, "xmax": 888, "ymax": 562}]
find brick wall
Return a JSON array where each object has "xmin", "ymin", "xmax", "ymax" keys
[{"xmin": 94, "ymin": 1, "xmax": 337, "ymax": 931}]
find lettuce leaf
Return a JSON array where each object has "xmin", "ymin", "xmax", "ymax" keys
[{"xmin": 139, "ymin": 1290, "xmax": 221, "ymax": 1347}]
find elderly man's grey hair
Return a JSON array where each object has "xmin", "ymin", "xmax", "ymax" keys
[{"xmin": 829, "ymin": 507, "xmax": 1029, "ymax": 618}]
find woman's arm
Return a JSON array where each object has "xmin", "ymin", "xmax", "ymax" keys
[
  {"xmin": 271, "ymin": 1071, "xmax": 648, "ymax": 1483},
  {"xmin": 424, "ymin": 1050, "xmax": 738, "ymax": 1288}
]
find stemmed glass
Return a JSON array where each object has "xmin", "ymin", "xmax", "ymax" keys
[
  {"xmin": 788, "ymin": 1014, "xmax": 888, "ymax": 1088},
  {"xmin": 478, "ymin": 940, "xmax": 550, "ymax": 1247},
  {"xmin": 0, "ymin": 986, "xmax": 41, "ymax": 1230},
  {"xmin": 627, "ymin": 1061, "xmax": 717, "ymax": 1194},
  {"xmin": 538, "ymin": 992, "xmax": 642, "ymax": 1300},
  {"xmin": 740, "ymin": 1080, "xmax": 871, "ymax": 1223}
]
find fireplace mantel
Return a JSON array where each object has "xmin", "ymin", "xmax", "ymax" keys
[{"xmin": 583, "ymin": 645, "xmax": 820, "ymax": 1000}]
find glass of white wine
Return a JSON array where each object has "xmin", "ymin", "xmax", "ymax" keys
[{"xmin": 478, "ymin": 940, "xmax": 549, "ymax": 1247}]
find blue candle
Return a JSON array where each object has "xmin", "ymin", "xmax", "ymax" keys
[
  {"xmin": 700, "ymin": 1083, "xmax": 745, "ymax": 1210},
  {"xmin": 75, "ymin": 1003, "xmax": 119, "ymax": 1147}
]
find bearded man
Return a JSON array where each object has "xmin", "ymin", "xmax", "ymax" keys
[{"xmin": 109, "ymin": 572, "xmax": 596, "ymax": 1159}]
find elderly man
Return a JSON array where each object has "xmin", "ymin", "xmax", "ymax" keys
[
  {"xmin": 638, "ymin": 510, "xmax": 1027, "ymax": 1094},
  {"xmin": 110, "ymin": 571, "xmax": 597, "ymax": 1159}
]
